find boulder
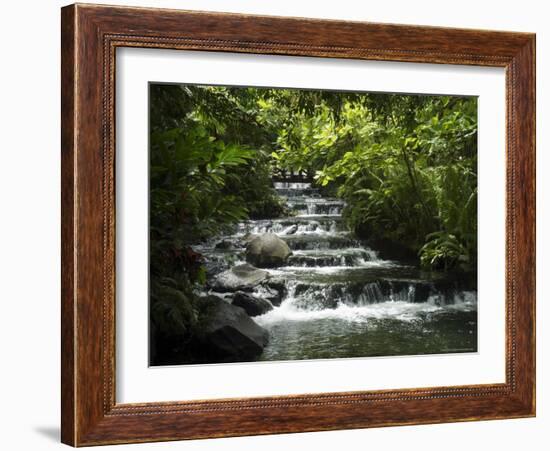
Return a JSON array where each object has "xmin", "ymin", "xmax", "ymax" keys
[
  {"xmin": 245, "ymin": 232, "xmax": 292, "ymax": 268},
  {"xmin": 232, "ymin": 291, "xmax": 273, "ymax": 317},
  {"xmin": 238, "ymin": 232, "xmax": 258, "ymax": 248},
  {"xmin": 199, "ymin": 295, "xmax": 269, "ymax": 362},
  {"xmin": 211, "ymin": 263, "xmax": 270, "ymax": 292}
]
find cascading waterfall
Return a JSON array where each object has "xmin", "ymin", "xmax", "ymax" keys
[{"xmin": 202, "ymin": 181, "xmax": 478, "ymax": 361}]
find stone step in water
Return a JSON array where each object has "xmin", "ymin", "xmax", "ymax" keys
[
  {"xmin": 236, "ymin": 216, "xmax": 345, "ymax": 235},
  {"xmin": 266, "ymin": 265, "xmax": 476, "ymax": 292},
  {"xmin": 287, "ymin": 248, "xmax": 378, "ymax": 267},
  {"xmin": 282, "ymin": 233, "xmax": 357, "ymax": 250},
  {"xmin": 265, "ymin": 277, "xmax": 477, "ymax": 311},
  {"xmin": 273, "ymin": 182, "xmax": 312, "ymax": 188},
  {"xmin": 274, "ymin": 187, "xmax": 321, "ymax": 197},
  {"xmin": 286, "ymin": 198, "xmax": 345, "ymax": 215},
  {"xmin": 285, "ymin": 196, "xmax": 344, "ymax": 203}
]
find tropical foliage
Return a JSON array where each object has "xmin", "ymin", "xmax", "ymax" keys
[{"xmin": 268, "ymin": 93, "xmax": 477, "ymax": 269}]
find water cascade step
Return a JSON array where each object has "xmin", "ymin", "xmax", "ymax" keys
[{"xmin": 201, "ymin": 180, "xmax": 477, "ymax": 361}]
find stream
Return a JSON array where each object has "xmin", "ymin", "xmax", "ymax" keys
[{"xmin": 198, "ymin": 181, "xmax": 477, "ymax": 361}]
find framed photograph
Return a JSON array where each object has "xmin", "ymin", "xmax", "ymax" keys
[{"xmin": 61, "ymin": 3, "xmax": 535, "ymax": 446}]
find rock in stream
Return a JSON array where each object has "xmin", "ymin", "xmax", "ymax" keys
[
  {"xmin": 199, "ymin": 295, "xmax": 269, "ymax": 362},
  {"xmin": 211, "ymin": 263, "xmax": 270, "ymax": 292},
  {"xmin": 245, "ymin": 232, "xmax": 292, "ymax": 268}
]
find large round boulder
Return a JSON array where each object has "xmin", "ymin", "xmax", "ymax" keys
[
  {"xmin": 232, "ymin": 291, "xmax": 273, "ymax": 317},
  {"xmin": 245, "ymin": 232, "xmax": 292, "ymax": 268},
  {"xmin": 211, "ymin": 263, "xmax": 270, "ymax": 292},
  {"xmin": 199, "ymin": 295, "xmax": 269, "ymax": 362}
]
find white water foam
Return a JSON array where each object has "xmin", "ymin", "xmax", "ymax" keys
[
  {"xmin": 266, "ymin": 261, "xmax": 398, "ymax": 277},
  {"xmin": 255, "ymin": 287, "xmax": 477, "ymax": 326},
  {"xmin": 255, "ymin": 300, "xmax": 445, "ymax": 325}
]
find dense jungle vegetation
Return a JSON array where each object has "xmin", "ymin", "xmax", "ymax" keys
[{"xmin": 149, "ymin": 84, "xmax": 477, "ymax": 363}]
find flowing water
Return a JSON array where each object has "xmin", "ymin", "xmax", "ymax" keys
[{"xmin": 199, "ymin": 182, "xmax": 477, "ymax": 361}]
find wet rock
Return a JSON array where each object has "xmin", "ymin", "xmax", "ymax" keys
[
  {"xmin": 412, "ymin": 282, "xmax": 432, "ymax": 303},
  {"xmin": 199, "ymin": 295, "xmax": 269, "ymax": 362},
  {"xmin": 214, "ymin": 239, "xmax": 233, "ymax": 250},
  {"xmin": 263, "ymin": 280, "xmax": 288, "ymax": 306},
  {"xmin": 232, "ymin": 291, "xmax": 273, "ymax": 317},
  {"xmin": 283, "ymin": 234, "xmax": 355, "ymax": 251},
  {"xmin": 282, "ymin": 224, "xmax": 298, "ymax": 235},
  {"xmin": 242, "ymin": 232, "xmax": 258, "ymax": 243},
  {"xmin": 246, "ymin": 232, "xmax": 292, "ymax": 268},
  {"xmin": 203, "ymin": 257, "xmax": 231, "ymax": 278},
  {"xmin": 211, "ymin": 263, "xmax": 270, "ymax": 292},
  {"xmin": 256, "ymin": 285, "xmax": 284, "ymax": 306},
  {"xmin": 237, "ymin": 232, "xmax": 258, "ymax": 248},
  {"xmin": 293, "ymin": 283, "xmax": 340, "ymax": 309}
]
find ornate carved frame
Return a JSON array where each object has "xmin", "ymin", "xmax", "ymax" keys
[{"xmin": 61, "ymin": 3, "xmax": 535, "ymax": 446}]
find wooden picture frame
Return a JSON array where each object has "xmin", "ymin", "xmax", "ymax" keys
[{"xmin": 61, "ymin": 3, "xmax": 535, "ymax": 446}]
